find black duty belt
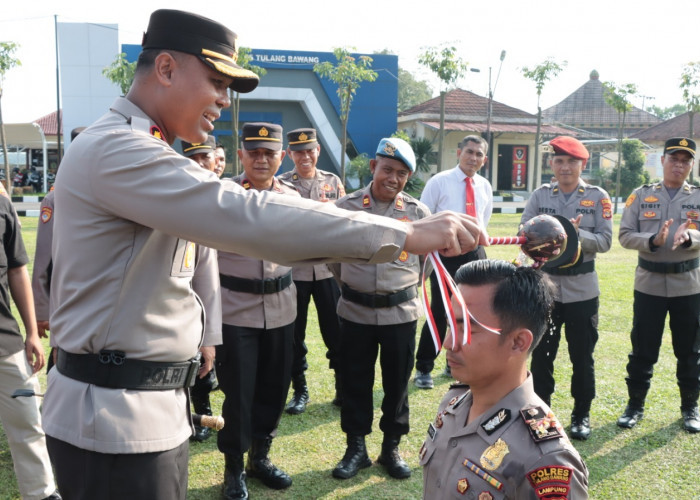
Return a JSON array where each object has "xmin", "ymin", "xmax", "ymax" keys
[
  {"xmin": 637, "ymin": 256, "xmax": 700, "ymax": 274},
  {"xmin": 341, "ymin": 284, "xmax": 418, "ymax": 308},
  {"xmin": 544, "ymin": 260, "xmax": 595, "ymax": 276},
  {"xmin": 56, "ymin": 348, "xmax": 200, "ymax": 390},
  {"xmin": 219, "ymin": 271, "xmax": 293, "ymax": 294}
]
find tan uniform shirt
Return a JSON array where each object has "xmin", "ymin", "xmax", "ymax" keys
[
  {"xmin": 278, "ymin": 167, "xmax": 345, "ymax": 281},
  {"xmin": 42, "ymin": 97, "xmax": 408, "ymax": 454},
  {"xmin": 218, "ymin": 176, "xmax": 299, "ymax": 328},
  {"xmin": 421, "ymin": 375, "xmax": 588, "ymax": 499},
  {"xmin": 521, "ymin": 181, "xmax": 613, "ymax": 303},
  {"xmin": 31, "ymin": 190, "xmax": 54, "ymax": 322},
  {"xmin": 619, "ymin": 181, "xmax": 700, "ymax": 297},
  {"xmin": 332, "ymin": 184, "xmax": 430, "ymax": 325}
]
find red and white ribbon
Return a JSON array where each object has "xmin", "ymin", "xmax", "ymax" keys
[{"xmin": 421, "ymin": 251, "xmax": 502, "ymax": 355}]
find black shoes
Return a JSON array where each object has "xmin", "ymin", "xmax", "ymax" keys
[
  {"xmin": 569, "ymin": 413, "xmax": 591, "ymax": 440},
  {"xmin": 285, "ymin": 374, "xmax": 309, "ymax": 415},
  {"xmin": 377, "ymin": 435, "xmax": 411, "ymax": 479},
  {"xmin": 332, "ymin": 435, "xmax": 372, "ymax": 479},
  {"xmin": 246, "ymin": 438, "xmax": 292, "ymax": 490},
  {"xmin": 42, "ymin": 492, "xmax": 62, "ymax": 500},
  {"xmin": 414, "ymin": 370, "xmax": 434, "ymax": 389},
  {"xmin": 681, "ymin": 406, "xmax": 700, "ymax": 433},
  {"xmin": 223, "ymin": 454, "xmax": 248, "ymax": 500},
  {"xmin": 617, "ymin": 404, "xmax": 644, "ymax": 429}
]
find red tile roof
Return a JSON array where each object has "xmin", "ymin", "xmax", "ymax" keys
[
  {"xmin": 33, "ymin": 110, "xmax": 62, "ymax": 136},
  {"xmin": 400, "ymin": 88, "xmax": 535, "ymax": 121}
]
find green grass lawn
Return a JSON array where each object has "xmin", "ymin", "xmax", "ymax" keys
[{"xmin": 1, "ymin": 214, "xmax": 698, "ymax": 499}]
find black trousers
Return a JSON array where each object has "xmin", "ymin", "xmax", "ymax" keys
[
  {"xmin": 216, "ymin": 322, "xmax": 294, "ymax": 455},
  {"xmin": 291, "ymin": 277, "xmax": 341, "ymax": 376},
  {"xmin": 415, "ymin": 247, "xmax": 486, "ymax": 373},
  {"xmin": 47, "ymin": 435, "xmax": 188, "ymax": 500},
  {"xmin": 625, "ymin": 290, "xmax": 700, "ymax": 398},
  {"xmin": 339, "ymin": 319, "xmax": 416, "ymax": 437},
  {"xmin": 531, "ymin": 298, "xmax": 599, "ymax": 408}
]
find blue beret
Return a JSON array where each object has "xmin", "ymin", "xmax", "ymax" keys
[{"xmin": 375, "ymin": 138, "xmax": 416, "ymax": 173}]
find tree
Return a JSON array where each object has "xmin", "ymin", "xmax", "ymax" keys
[
  {"xmin": 604, "ymin": 81, "xmax": 638, "ymax": 214},
  {"xmin": 648, "ymin": 103, "xmax": 686, "ymax": 120},
  {"xmin": 419, "ymin": 44, "xmax": 467, "ymax": 173},
  {"xmin": 603, "ymin": 139, "xmax": 649, "ymax": 200},
  {"xmin": 680, "ymin": 62, "xmax": 700, "ymax": 147},
  {"xmin": 521, "ymin": 58, "xmax": 567, "ymax": 189},
  {"xmin": 346, "ymin": 153, "xmax": 371, "ymax": 188},
  {"xmin": 0, "ymin": 41, "xmax": 21, "ymax": 192},
  {"xmin": 398, "ymin": 68, "xmax": 432, "ymax": 112},
  {"xmin": 315, "ymin": 47, "xmax": 378, "ymax": 184},
  {"xmin": 102, "ymin": 52, "xmax": 136, "ymax": 96},
  {"xmin": 230, "ymin": 47, "xmax": 266, "ymax": 175}
]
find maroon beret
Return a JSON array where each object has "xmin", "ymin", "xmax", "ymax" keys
[{"xmin": 549, "ymin": 136, "xmax": 589, "ymax": 161}]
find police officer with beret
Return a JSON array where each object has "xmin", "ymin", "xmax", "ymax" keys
[
  {"xmin": 330, "ymin": 138, "xmax": 430, "ymax": 480},
  {"xmin": 420, "ymin": 259, "xmax": 588, "ymax": 499},
  {"xmin": 216, "ymin": 122, "xmax": 300, "ymax": 497},
  {"xmin": 520, "ymin": 136, "xmax": 612, "ymax": 440},
  {"xmin": 617, "ymin": 137, "xmax": 700, "ymax": 433},
  {"xmin": 279, "ymin": 128, "xmax": 345, "ymax": 414},
  {"xmin": 41, "ymin": 9, "xmax": 485, "ymax": 499}
]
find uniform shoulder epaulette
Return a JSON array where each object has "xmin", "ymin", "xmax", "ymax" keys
[
  {"xmin": 278, "ymin": 178, "xmax": 298, "ymax": 191},
  {"xmin": 520, "ymin": 405, "xmax": 564, "ymax": 443}
]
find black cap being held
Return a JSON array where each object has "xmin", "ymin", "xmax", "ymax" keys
[
  {"xmin": 142, "ymin": 9, "xmax": 259, "ymax": 93},
  {"xmin": 241, "ymin": 123, "xmax": 283, "ymax": 151}
]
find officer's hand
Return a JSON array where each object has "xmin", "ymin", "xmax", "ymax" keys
[
  {"xmin": 672, "ymin": 219, "xmax": 692, "ymax": 250},
  {"xmin": 404, "ymin": 211, "xmax": 488, "ymax": 257},
  {"xmin": 570, "ymin": 214, "xmax": 582, "ymax": 233},
  {"xmin": 37, "ymin": 320, "xmax": 50, "ymax": 338},
  {"xmin": 653, "ymin": 219, "xmax": 673, "ymax": 247},
  {"xmin": 199, "ymin": 346, "xmax": 215, "ymax": 378},
  {"xmin": 25, "ymin": 336, "xmax": 46, "ymax": 374}
]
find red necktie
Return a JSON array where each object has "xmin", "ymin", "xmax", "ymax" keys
[{"xmin": 465, "ymin": 176, "xmax": 477, "ymax": 217}]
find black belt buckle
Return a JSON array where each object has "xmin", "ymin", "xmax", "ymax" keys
[
  {"xmin": 262, "ymin": 277, "xmax": 281, "ymax": 294},
  {"xmin": 99, "ymin": 350, "xmax": 126, "ymax": 365},
  {"xmin": 185, "ymin": 352, "xmax": 202, "ymax": 388}
]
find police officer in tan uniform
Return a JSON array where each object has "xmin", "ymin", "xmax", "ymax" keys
[
  {"xmin": 279, "ymin": 128, "xmax": 345, "ymax": 414},
  {"xmin": 330, "ymin": 138, "xmax": 430, "ymax": 481},
  {"xmin": 521, "ymin": 136, "xmax": 613, "ymax": 440},
  {"xmin": 618, "ymin": 137, "xmax": 700, "ymax": 433},
  {"xmin": 216, "ymin": 122, "xmax": 300, "ymax": 497},
  {"xmin": 421, "ymin": 260, "xmax": 588, "ymax": 499},
  {"xmin": 41, "ymin": 9, "xmax": 485, "ymax": 499}
]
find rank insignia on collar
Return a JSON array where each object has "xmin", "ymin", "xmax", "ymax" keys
[
  {"xmin": 578, "ymin": 187, "xmax": 585, "ymax": 193},
  {"xmin": 363, "ymin": 194, "xmax": 371, "ymax": 208},
  {"xmin": 395, "ymin": 196, "xmax": 404, "ymax": 210},
  {"xmin": 478, "ymin": 492, "xmax": 494, "ymax": 500},
  {"xmin": 480, "ymin": 438, "xmax": 509, "ymax": 471},
  {"xmin": 150, "ymin": 125, "xmax": 164, "ymax": 140},
  {"xmin": 684, "ymin": 185, "xmax": 691, "ymax": 192},
  {"xmin": 552, "ymin": 187, "xmax": 559, "ymax": 194},
  {"xmin": 481, "ymin": 408, "xmax": 511, "ymax": 435},
  {"xmin": 292, "ymin": 173, "xmax": 299, "ymax": 180},
  {"xmin": 520, "ymin": 406, "xmax": 563, "ymax": 442},
  {"xmin": 456, "ymin": 478, "xmax": 469, "ymax": 494},
  {"xmin": 242, "ymin": 179, "xmax": 251, "ymax": 190}
]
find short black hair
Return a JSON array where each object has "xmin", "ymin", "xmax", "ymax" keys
[
  {"xmin": 454, "ymin": 259, "xmax": 554, "ymax": 352},
  {"xmin": 458, "ymin": 135, "xmax": 489, "ymax": 155}
]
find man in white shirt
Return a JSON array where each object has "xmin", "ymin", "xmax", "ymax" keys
[{"xmin": 414, "ymin": 135, "xmax": 493, "ymax": 389}]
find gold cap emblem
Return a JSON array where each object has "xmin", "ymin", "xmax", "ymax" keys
[
  {"xmin": 299, "ymin": 132, "xmax": 308, "ymax": 141},
  {"xmin": 680, "ymin": 138, "xmax": 689, "ymax": 146},
  {"xmin": 383, "ymin": 142, "xmax": 397, "ymax": 156},
  {"xmin": 259, "ymin": 127, "xmax": 269, "ymax": 137}
]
